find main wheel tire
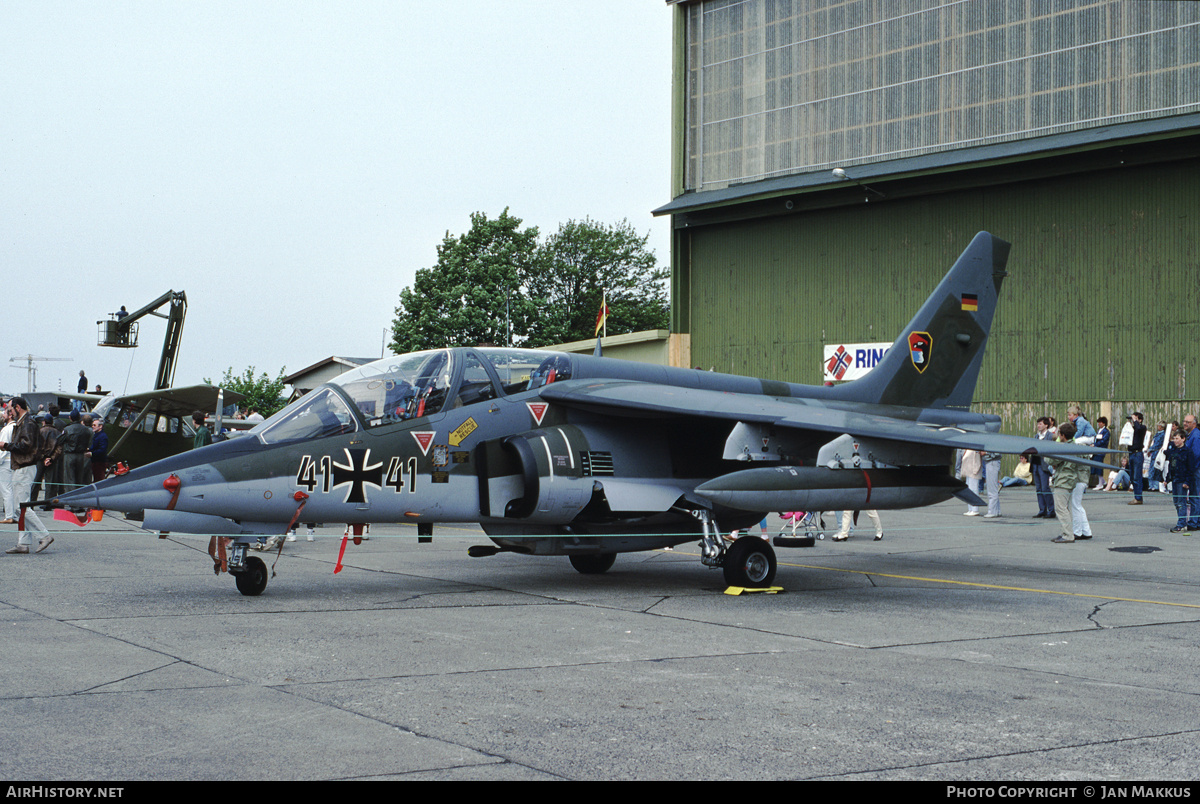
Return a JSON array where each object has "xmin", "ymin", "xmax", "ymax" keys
[
  {"xmin": 569, "ymin": 553, "xmax": 617, "ymax": 575},
  {"xmin": 722, "ymin": 537, "xmax": 777, "ymax": 588},
  {"xmin": 235, "ymin": 555, "xmax": 268, "ymax": 596}
]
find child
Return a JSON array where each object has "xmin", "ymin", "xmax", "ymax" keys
[{"xmin": 1165, "ymin": 429, "xmax": 1195, "ymax": 533}]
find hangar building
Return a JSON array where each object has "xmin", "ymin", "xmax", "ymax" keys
[{"xmin": 655, "ymin": 0, "xmax": 1200, "ymax": 436}]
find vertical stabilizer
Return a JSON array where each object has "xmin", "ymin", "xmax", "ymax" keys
[{"xmin": 830, "ymin": 232, "xmax": 1010, "ymax": 410}]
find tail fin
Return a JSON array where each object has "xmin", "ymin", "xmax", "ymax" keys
[{"xmin": 830, "ymin": 232, "xmax": 1010, "ymax": 410}]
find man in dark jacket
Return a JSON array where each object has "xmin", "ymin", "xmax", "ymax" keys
[
  {"xmin": 1, "ymin": 398, "xmax": 38, "ymax": 473},
  {"xmin": 86, "ymin": 415, "xmax": 108, "ymax": 482},
  {"xmin": 1, "ymin": 398, "xmax": 53, "ymax": 553},
  {"xmin": 58, "ymin": 409, "xmax": 92, "ymax": 496},
  {"xmin": 30, "ymin": 414, "xmax": 61, "ymax": 509},
  {"xmin": 1128, "ymin": 412, "xmax": 1148, "ymax": 505},
  {"xmin": 1184, "ymin": 414, "xmax": 1200, "ymax": 531}
]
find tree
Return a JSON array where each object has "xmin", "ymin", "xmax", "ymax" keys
[
  {"xmin": 390, "ymin": 209, "xmax": 539, "ymax": 353},
  {"xmin": 206, "ymin": 367, "xmax": 288, "ymax": 418},
  {"xmin": 389, "ymin": 212, "xmax": 668, "ymax": 353},
  {"xmin": 523, "ymin": 218, "xmax": 668, "ymax": 347}
]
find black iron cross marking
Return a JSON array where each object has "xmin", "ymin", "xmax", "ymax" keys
[{"xmin": 331, "ymin": 448, "xmax": 383, "ymax": 504}]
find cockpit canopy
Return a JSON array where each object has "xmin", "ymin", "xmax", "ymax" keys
[{"xmin": 251, "ymin": 348, "xmax": 578, "ymax": 444}]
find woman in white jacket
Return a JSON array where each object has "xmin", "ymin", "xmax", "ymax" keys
[{"xmin": 959, "ymin": 449, "xmax": 984, "ymax": 516}]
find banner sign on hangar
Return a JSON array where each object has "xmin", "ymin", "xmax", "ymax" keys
[{"xmin": 822, "ymin": 342, "xmax": 891, "ymax": 382}]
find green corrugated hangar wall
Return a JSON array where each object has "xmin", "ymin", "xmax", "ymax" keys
[{"xmin": 676, "ymin": 155, "xmax": 1200, "ymax": 439}]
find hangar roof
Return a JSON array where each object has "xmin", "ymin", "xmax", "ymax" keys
[{"xmin": 654, "ymin": 112, "xmax": 1200, "ymax": 220}]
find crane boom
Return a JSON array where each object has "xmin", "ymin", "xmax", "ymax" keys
[{"xmin": 97, "ymin": 290, "xmax": 187, "ymax": 390}]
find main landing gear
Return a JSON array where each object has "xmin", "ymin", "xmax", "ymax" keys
[
  {"xmin": 690, "ymin": 509, "xmax": 779, "ymax": 588},
  {"xmin": 722, "ymin": 536, "xmax": 777, "ymax": 587},
  {"xmin": 568, "ymin": 553, "xmax": 617, "ymax": 575}
]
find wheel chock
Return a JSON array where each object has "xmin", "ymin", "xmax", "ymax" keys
[{"xmin": 724, "ymin": 585, "xmax": 785, "ymax": 596}]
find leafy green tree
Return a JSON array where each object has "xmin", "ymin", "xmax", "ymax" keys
[
  {"xmin": 206, "ymin": 367, "xmax": 288, "ymax": 418},
  {"xmin": 523, "ymin": 218, "xmax": 668, "ymax": 347},
  {"xmin": 390, "ymin": 209, "xmax": 539, "ymax": 353},
  {"xmin": 390, "ymin": 212, "xmax": 668, "ymax": 353}
]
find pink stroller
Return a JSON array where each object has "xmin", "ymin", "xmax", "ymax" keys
[{"xmin": 778, "ymin": 511, "xmax": 826, "ymax": 542}]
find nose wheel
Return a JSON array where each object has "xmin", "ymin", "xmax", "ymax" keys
[{"xmin": 234, "ymin": 556, "xmax": 268, "ymax": 596}]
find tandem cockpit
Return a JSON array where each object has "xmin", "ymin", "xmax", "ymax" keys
[{"xmin": 249, "ymin": 348, "xmax": 577, "ymax": 444}]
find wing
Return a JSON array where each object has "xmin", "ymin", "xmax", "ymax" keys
[
  {"xmin": 60, "ymin": 392, "xmax": 106, "ymax": 404},
  {"xmin": 539, "ymin": 380, "xmax": 1109, "ymax": 464},
  {"xmin": 107, "ymin": 384, "xmax": 247, "ymax": 420}
]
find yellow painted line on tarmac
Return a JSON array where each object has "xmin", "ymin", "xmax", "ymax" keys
[
  {"xmin": 781, "ymin": 561, "xmax": 1200, "ymax": 609},
  {"xmin": 667, "ymin": 548, "xmax": 1200, "ymax": 610}
]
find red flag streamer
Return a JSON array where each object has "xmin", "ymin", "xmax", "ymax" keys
[
  {"xmin": 53, "ymin": 509, "xmax": 93, "ymax": 527},
  {"xmin": 334, "ymin": 535, "xmax": 349, "ymax": 574}
]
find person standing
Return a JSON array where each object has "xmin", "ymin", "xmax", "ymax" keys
[
  {"xmin": 1183, "ymin": 414, "xmax": 1200, "ymax": 531},
  {"xmin": 1165, "ymin": 429, "xmax": 1195, "ymax": 533},
  {"xmin": 1091, "ymin": 416, "xmax": 1110, "ymax": 489},
  {"xmin": 1128, "ymin": 412, "xmax": 1148, "ymax": 505},
  {"xmin": 44, "ymin": 405, "xmax": 68, "ymax": 505},
  {"xmin": 1066, "ymin": 403, "xmax": 1096, "ymax": 498},
  {"xmin": 1, "ymin": 398, "xmax": 52, "ymax": 554},
  {"xmin": 86, "ymin": 415, "xmax": 109, "ymax": 482},
  {"xmin": 77, "ymin": 370, "xmax": 88, "ymax": 394},
  {"xmin": 1031, "ymin": 417, "xmax": 1056, "ymax": 519},
  {"xmin": 0, "ymin": 406, "xmax": 15, "ymax": 524},
  {"xmin": 1048, "ymin": 422, "xmax": 1084, "ymax": 543},
  {"xmin": 58, "ymin": 409, "xmax": 92, "ymax": 496},
  {"xmin": 982, "ymin": 450, "xmax": 1002, "ymax": 518},
  {"xmin": 1146, "ymin": 421, "xmax": 1168, "ymax": 493},
  {"xmin": 30, "ymin": 413, "xmax": 61, "ymax": 509},
  {"xmin": 959, "ymin": 449, "xmax": 984, "ymax": 516},
  {"xmin": 832, "ymin": 510, "xmax": 883, "ymax": 541},
  {"xmin": 192, "ymin": 411, "xmax": 212, "ymax": 450}
]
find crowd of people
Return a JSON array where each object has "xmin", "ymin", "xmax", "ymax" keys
[
  {"xmin": 957, "ymin": 405, "xmax": 1200, "ymax": 542},
  {"xmin": 0, "ymin": 397, "xmax": 109, "ymax": 554},
  {"xmin": 0, "ymin": 389, "xmax": 274, "ymax": 555}
]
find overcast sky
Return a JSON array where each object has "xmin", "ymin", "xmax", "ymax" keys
[{"xmin": 1, "ymin": 1, "xmax": 673, "ymax": 397}]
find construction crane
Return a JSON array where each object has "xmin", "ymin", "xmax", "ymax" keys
[
  {"xmin": 8, "ymin": 355, "xmax": 72, "ymax": 393},
  {"xmin": 97, "ymin": 291, "xmax": 187, "ymax": 390}
]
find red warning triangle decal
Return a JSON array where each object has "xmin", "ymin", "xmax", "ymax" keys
[
  {"xmin": 526, "ymin": 402, "xmax": 548, "ymax": 426},
  {"xmin": 411, "ymin": 431, "xmax": 435, "ymax": 456}
]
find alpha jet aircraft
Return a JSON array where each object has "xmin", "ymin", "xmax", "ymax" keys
[{"xmin": 59, "ymin": 232, "xmax": 1105, "ymax": 595}]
